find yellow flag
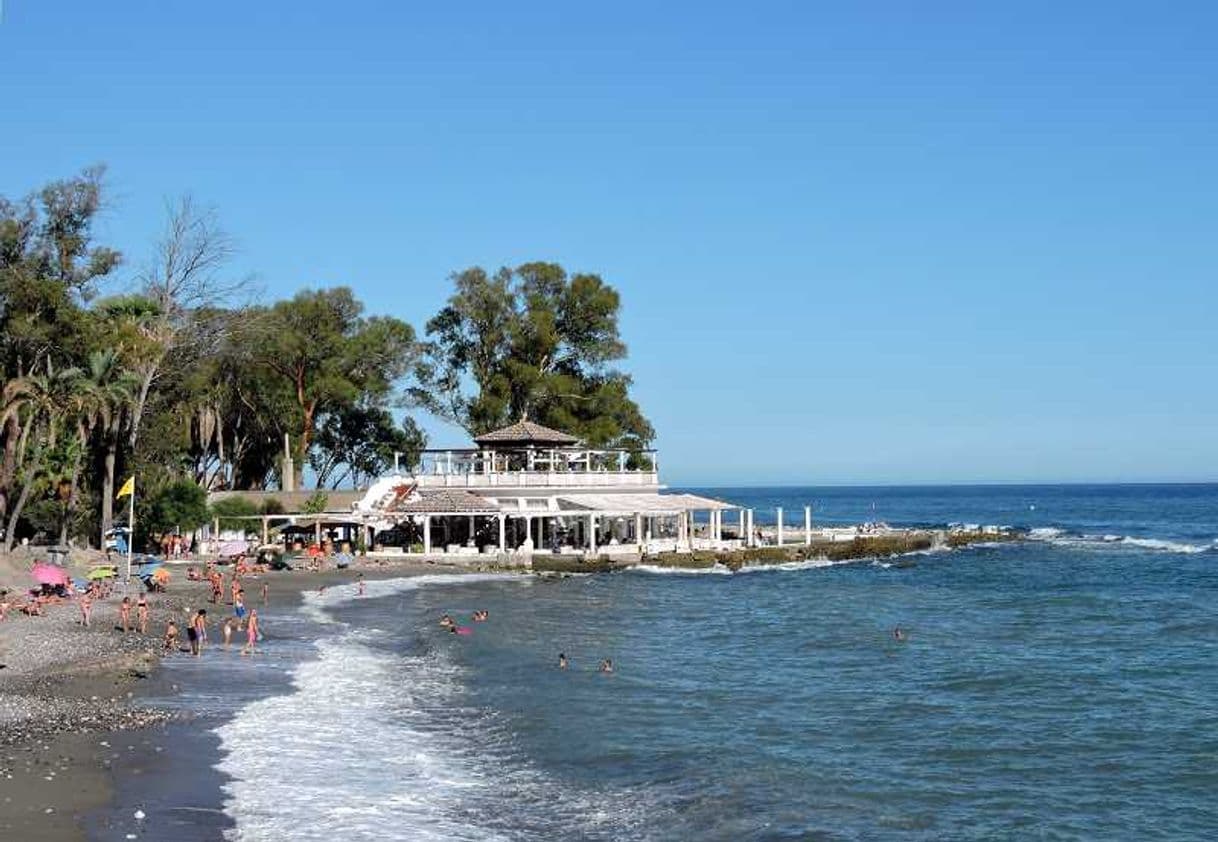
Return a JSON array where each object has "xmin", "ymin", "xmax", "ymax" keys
[{"xmin": 117, "ymin": 476, "xmax": 135, "ymax": 498}]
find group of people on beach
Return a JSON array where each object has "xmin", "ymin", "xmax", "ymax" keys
[{"xmin": 175, "ymin": 563, "xmax": 264, "ymax": 657}]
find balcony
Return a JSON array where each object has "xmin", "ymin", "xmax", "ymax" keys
[{"xmin": 412, "ymin": 448, "xmax": 660, "ymax": 490}]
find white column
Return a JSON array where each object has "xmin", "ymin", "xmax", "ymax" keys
[
  {"xmin": 739, "ymin": 509, "xmax": 746, "ymax": 543},
  {"xmin": 423, "ymin": 515, "xmax": 432, "ymax": 555},
  {"xmin": 804, "ymin": 505, "xmax": 812, "ymax": 545},
  {"xmin": 468, "ymin": 515, "xmax": 475, "ymax": 545},
  {"xmin": 746, "ymin": 509, "xmax": 754, "ymax": 547},
  {"xmin": 776, "ymin": 507, "xmax": 784, "ymax": 546},
  {"xmin": 525, "ymin": 516, "xmax": 532, "ymax": 545},
  {"xmin": 589, "ymin": 515, "xmax": 597, "ymax": 554},
  {"xmin": 634, "ymin": 513, "xmax": 643, "ymax": 547},
  {"xmin": 715, "ymin": 510, "xmax": 722, "ymax": 542},
  {"xmin": 498, "ymin": 515, "xmax": 506, "ymax": 552}
]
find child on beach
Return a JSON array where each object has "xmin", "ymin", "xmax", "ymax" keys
[
  {"xmin": 234, "ymin": 591, "xmax": 247, "ymax": 627},
  {"xmin": 119, "ymin": 597, "xmax": 131, "ymax": 632},
  {"xmin": 79, "ymin": 593, "xmax": 92, "ymax": 627},
  {"xmin": 136, "ymin": 593, "xmax": 149, "ymax": 634},
  {"xmin": 222, "ymin": 617, "xmax": 235, "ymax": 648},
  {"xmin": 164, "ymin": 620, "xmax": 180, "ymax": 652},
  {"xmin": 241, "ymin": 609, "xmax": 259, "ymax": 655},
  {"xmin": 357, "ymin": 574, "xmax": 365, "ymax": 597}
]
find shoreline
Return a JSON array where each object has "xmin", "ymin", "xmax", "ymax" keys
[
  {"xmin": 1, "ymin": 531, "xmax": 1015, "ymax": 840},
  {"xmin": 0, "ymin": 559, "xmax": 477, "ymax": 841}
]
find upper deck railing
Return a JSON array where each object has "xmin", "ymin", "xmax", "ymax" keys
[{"xmin": 412, "ymin": 447, "xmax": 659, "ymax": 489}]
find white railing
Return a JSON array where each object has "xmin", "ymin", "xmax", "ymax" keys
[
  {"xmin": 416, "ymin": 448, "xmax": 658, "ymax": 477},
  {"xmin": 414, "ymin": 471, "xmax": 659, "ymax": 489}
]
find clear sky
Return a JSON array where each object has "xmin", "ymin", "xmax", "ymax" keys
[{"xmin": 2, "ymin": 1, "xmax": 1216, "ymax": 486}]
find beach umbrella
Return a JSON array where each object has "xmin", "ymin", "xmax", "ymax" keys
[
  {"xmin": 87, "ymin": 567, "xmax": 116, "ymax": 580},
  {"xmin": 219, "ymin": 540, "xmax": 249, "ymax": 557},
  {"xmin": 152, "ymin": 567, "xmax": 170, "ymax": 584},
  {"xmin": 32, "ymin": 562, "xmax": 70, "ymax": 586}
]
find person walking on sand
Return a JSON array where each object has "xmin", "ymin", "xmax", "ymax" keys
[
  {"xmin": 261, "ymin": 581, "xmax": 268, "ymax": 606},
  {"xmin": 79, "ymin": 592, "xmax": 93, "ymax": 627},
  {"xmin": 136, "ymin": 593, "xmax": 149, "ymax": 634},
  {"xmin": 119, "ymin": 596, "xmax": 131, "ymax": 632},
  {"xmin": 242, "ymin": 609, "xmax": 260, "ymax": 655}
]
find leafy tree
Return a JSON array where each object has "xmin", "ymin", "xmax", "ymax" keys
[
  {"xmin": 144, "ymin": 479, "xmax": 209, "ymax": 536},
  {"xmin": 301, "ymin": 491, "xmax": 329, "ymax": 514},
  {"xmin": 255, "ymin": 287, "xmax": 416, "ymax": 487},
  {"xmin": 0, "ymin": 168, "xmax": 121, "ymax": 530},
  {"xmin": 412, "ymin": 262, "xmax": 654, "ymax": 447},
  {"xmin": 310, "ymin": 405, "xmax": 428, "ymax": 488},
  {"xmin": 210, "ymin": 496, "xmax": 259, "ymax": 531}
]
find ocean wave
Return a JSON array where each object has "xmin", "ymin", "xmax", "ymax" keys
[
  {"xmin": 218, "ymin": 572, "xmax": 650, "ymax": 841},
  {"xmin": 1027, "ymin": 528, "xmax": 1213, "ymax": 554},
  {"xmin": 630, "ymin": 563, "xmax": 733, "ymax": 576}
]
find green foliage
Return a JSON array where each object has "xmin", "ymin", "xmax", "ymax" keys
[
  {"xmin": 301, "ymin": 491, "xmax": 329, "ymax": 514},
  {"xmin": 145, "ymin": 480, "xmax": 210, "ymax": 534},
  {"xmin": 310, "ymin": 405, "xmax": 428, "ymax": 488},
  {"xmin": 210, "ymin": 496, "xmax": 259, "ymax": 531},
  {"xmin": 412, "ymin": 262, "xmax": 653, "ymax": 448},
  {"xmin": 254, "ymin": 287, "xmax": 417, "ymax": 486},
  {"xmin": 260, "ymin": 497, "xmax": 286, "ymax": 515}
]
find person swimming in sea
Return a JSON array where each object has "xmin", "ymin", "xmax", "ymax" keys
[
  {"xmin": 439, "ymin": 614, "xmax": 455, "ymax": 628},
  {"xmin": 558, "ymin": 653, "xmax": 568, "ymax": 670},
  {"xmin": 893, "ymin": 626, "xmax": 906, "ymax": 642},
  {"xmin": 599, "ymin": 658, "xmax": 614, "ymax": 674}
]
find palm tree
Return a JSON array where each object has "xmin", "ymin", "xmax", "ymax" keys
[
  {"xmin": 76, "ymin": 349, "xmax": 140, "ymax": 547},
  {"xmin": 1, "ymin": 365, "xmax": 84, "ymax": 553}
]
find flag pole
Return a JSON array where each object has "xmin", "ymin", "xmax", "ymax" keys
[{"xmin": 126, "ymin": 479, "xmax": 135, "ymax": 595}]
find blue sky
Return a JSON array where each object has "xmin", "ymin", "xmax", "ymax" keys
[{"xmin": 2, "ymin": 2, "xmax": 1216, "ymax": 485}]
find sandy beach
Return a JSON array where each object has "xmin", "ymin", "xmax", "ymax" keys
[{"xmin": 0, "ymin": 557, "xmax": 475, "ymax": 841}]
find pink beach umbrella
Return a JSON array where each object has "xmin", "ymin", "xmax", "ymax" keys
[{"xmin": 32, "ymin": 562, "xmax": 70, "ymax": 587}]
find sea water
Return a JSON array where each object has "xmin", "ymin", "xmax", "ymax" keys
[{"xmin": 208, "ymin": 484, "xmax": 1216, "ymax": 840}]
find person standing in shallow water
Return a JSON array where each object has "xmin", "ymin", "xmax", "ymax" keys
[
  {"xmin": 558, "ymin": 653, "xmax": 568, "ymax": 670},
  {"xmin": 242, "ymin": 609, "xmax": 259, "ymax": 655},
  {"xmin": 189, "ymin": 609, "xmax": 207, "ymax": 656}
]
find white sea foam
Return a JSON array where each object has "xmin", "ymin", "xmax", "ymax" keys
[
  {"xmin": 216, "ymin": 573, "xmax": 647, "ymax": 841},
  {"xmin": 630, "ymin": 563, "xmax": 733, "ymax": 576},
  {"xmin": 1027, "ymin": 528, "xmax": 1211, "ymax": 554}
]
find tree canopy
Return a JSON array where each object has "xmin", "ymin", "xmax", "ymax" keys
[
  {"xmin": 412, "ymin": 262, "xmax": 653, "ymax": 448},
  {"xmin": 0, "ymin": 173, "xmax": 653, "ymax": 552}
]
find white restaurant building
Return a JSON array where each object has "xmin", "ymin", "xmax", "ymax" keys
[{"xmin": 208, "ymin": 420, "xmax": 752, "ymax": 560}]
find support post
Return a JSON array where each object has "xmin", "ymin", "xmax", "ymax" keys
[
  {"xmin": 525, "ymin": 515, "xmax": 532, "ymax": 546},
  {"xmin": 804, "ymin": 505, "xmax": 812, "ymax": 545},
  {"xmin": 739, "ymin": 509, "xmax": 746, "ymax": 543},
  {"xmin": 746, "ymin": 509, "xmax": 754, "ymax": 547},
  {"xmin": 635, "ymin": 513, "xmax": 643, "ymax": 548},
  {"xmin": 589, "ymin": 515, "xmax": 597, "ymax": 555},
  {"xmin": 423, "ymin": 515, "xmax": 432, "ymax": 555},
  {"xmin": 261, "ymin": 516, "xmax": 269, "ymax": 547},
  {"xmin": 314, "ymin": 519, "xmax": 322, "ymax": 547},
  {"xmin": 776, "ymin": 507, "xmax": 784, "ymax": 546},
  {"xmin": 498, "ymin": 514, "xmax": 506, "ymax": 553}
]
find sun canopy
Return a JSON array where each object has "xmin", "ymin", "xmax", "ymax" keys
[{"xmin": 555, "ymin": 493, "xmax": 736, "ymax": 514}]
